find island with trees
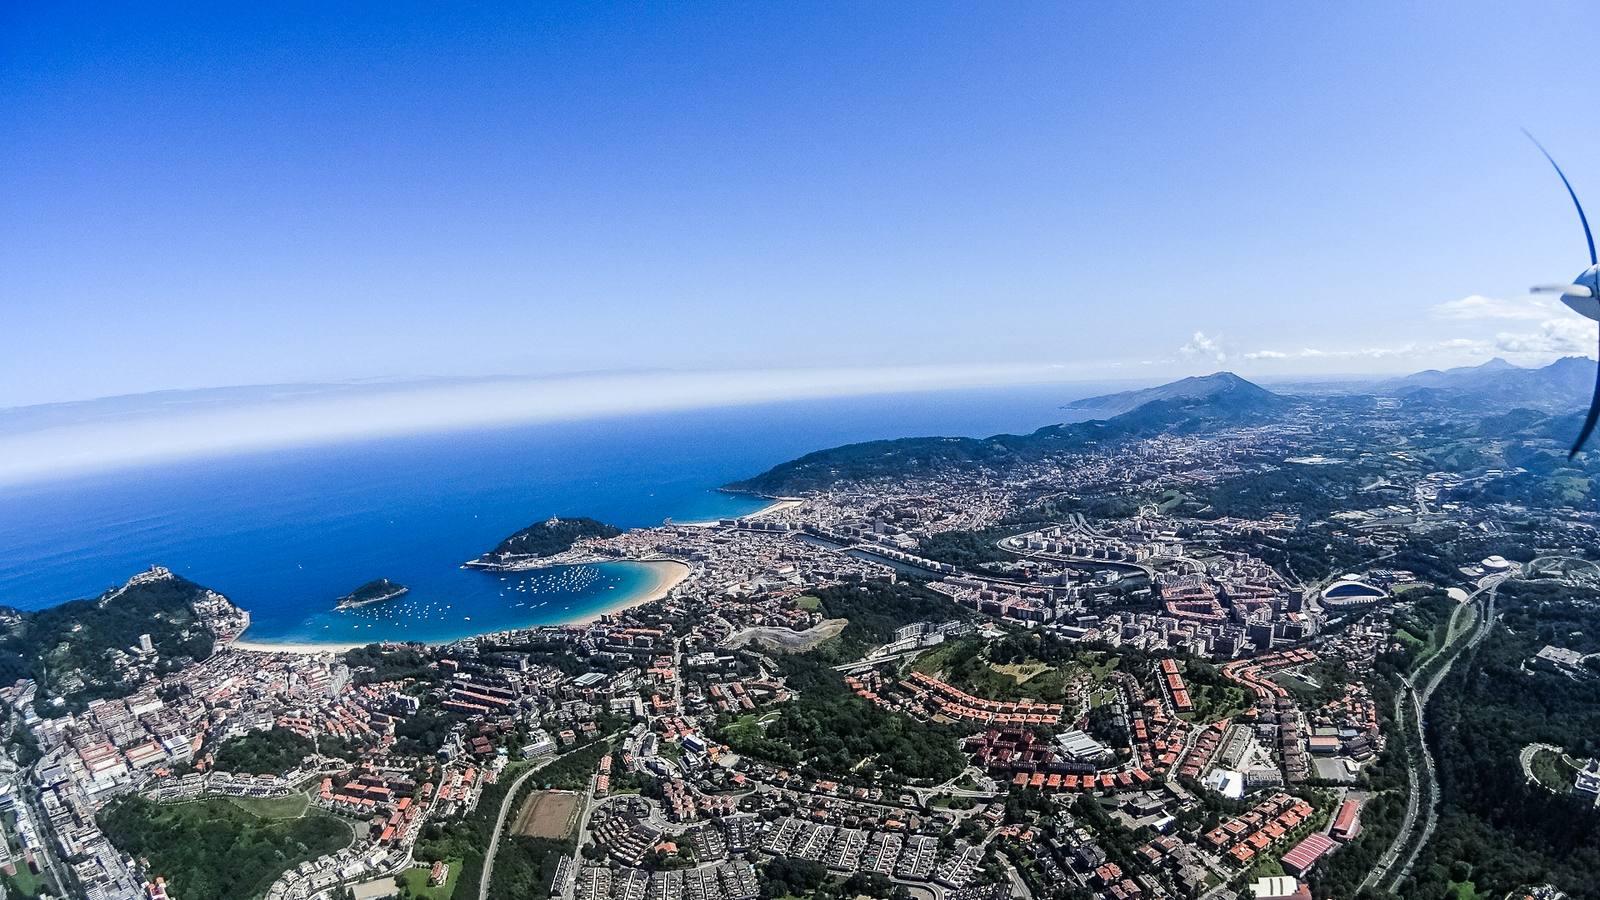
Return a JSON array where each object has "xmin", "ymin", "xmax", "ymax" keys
[
  {"xmin": 466, "ymin": 516, "xmax": 623, "ymax": 570},
  {"xmin": 334, "ymin": 577, "xmax": 409, "ymax": 610}
]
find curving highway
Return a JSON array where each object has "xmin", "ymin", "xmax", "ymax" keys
[
  {"xmin": 1364, "ymin": 575, "xmax": 1502, "ymax": 893},
  {"xmin": 478, "ymin": 752, "xmax": 557, "ymax": 900}
]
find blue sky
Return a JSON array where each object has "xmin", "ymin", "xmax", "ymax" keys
[{"xmin": 5, "ymin": 2, "xmax": 1600, "ymax": 407}]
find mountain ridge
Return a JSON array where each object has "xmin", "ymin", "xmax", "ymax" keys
[
  {"xmin": 1377, "ymin": 356, "xmax": 1594, "ymax": 411},
  {"xmin": 729, "ymin": 371, "xmax": 1290, "ymax": 495},
  {"xmin": 726, "ymin": 358, "xmax": 1600, "ymax": 496}
]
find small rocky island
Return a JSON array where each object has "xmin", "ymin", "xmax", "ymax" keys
[
  {"xmin": 334, "ymin": 578, "xmax": 409, "ymax": 610},
  {"xmin": 467, "ymin": 516, "xmax": 622, "ymax": 570}
]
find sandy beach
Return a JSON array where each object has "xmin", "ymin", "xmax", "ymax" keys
[
  {"xmin": 744, "ymin": 497, "xmax": 802, "ymax": 519},
  {"xmin": 678, "ymin": 496, "xmax": 802, "ymax": 527},
  {"xmin": 570, "ymin": 558, "xmax": 690, "ymax": 624},
  {"xmin": 228, "ymin": 638, "xmax": 365, "ymax": 655}
]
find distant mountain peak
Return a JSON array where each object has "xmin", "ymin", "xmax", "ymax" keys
[
  {"xmin": 1446, "ymin": 357, "xmax": 1518, "ymax": 375},
  {"xmin": 1064, "ymin": 371, "xmax": 1284, "ymax": 418},
  {"xmin": 1165, "ymin": 371, "xmax": 1257, "ymax": 390},
  {"xmin": 1547, "ymin": 355, "xmax": 1593, "ymax": 370}
]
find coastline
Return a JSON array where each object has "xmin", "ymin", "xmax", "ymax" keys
[
  {"xmin": 229, "ymin": 638, "xmax": 365, "ymax": 655},
  {"xmin": 225, "ymin": 558, "xmax": 691, "ymax": 655},
  {"xmin": 570, "ymin": 558, "xmax": 690, "ymax": 625},
  {"xmin": 677, "ymin": 493, "xmax": 802, "ymax": 527},
  {"xmin": 744, "ymin": 497, "xmax": 801, "ymax": 519}
]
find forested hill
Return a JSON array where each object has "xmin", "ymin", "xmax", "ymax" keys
[
  {"xmin": 475, "ymin": 515, "xmax": 622, "ymax": 564},
  {"xmin": 0, "ymin": 567, "xmax": 237, "ymax": 709},
  {"xmin": 728, "ymin": 373, "xmax": 1294, "ymax": 495}
]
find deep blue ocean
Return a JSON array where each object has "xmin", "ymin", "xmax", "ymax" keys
[{"xmin": 0, "ymin": 384, "xmax": 1098, "ymax": 644}]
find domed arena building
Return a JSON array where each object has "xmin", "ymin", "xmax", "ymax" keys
[{"xmin": 1320, "ymin": 576, "xmax": 1388, "ymax": 611}]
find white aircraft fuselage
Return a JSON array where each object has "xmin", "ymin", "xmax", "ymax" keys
[{"xmin": 1562, "ymin": 265, "xmax": 1600, "ymax": 322}]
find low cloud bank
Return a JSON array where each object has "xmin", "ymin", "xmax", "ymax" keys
[{"xmin": 0, "ymin": 363, "xmax": 1098, "ymax": 486}]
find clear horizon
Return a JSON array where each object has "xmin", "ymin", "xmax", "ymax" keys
[{"xmin": 5, "ymin": 4, "xmax": 1600, "ymax": 409}]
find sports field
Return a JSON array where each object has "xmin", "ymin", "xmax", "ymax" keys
[{"xmin": 510, "ymin": 790, "xmax": 580, "ymax": 839}]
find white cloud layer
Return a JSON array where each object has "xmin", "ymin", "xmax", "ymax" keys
[
  {"xmin": 1431, "ymin": 294, "xmax": 1556, "ymax": 321},
  {"xmin": 1494, "ymin": 317, "xmax": 1594, "ymax": 356},
  {"xmin": 1239, "ymin": 301, "xmax": 1596, "ymax": 366},
  {"xmin": 0, "ymin": 363, "xmax": 1108, "ymax": 487},
  {"xmin": 1242, "ymin": 344, "xmax": 1427, "ymax": 361}
]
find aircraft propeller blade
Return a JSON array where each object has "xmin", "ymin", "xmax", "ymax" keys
[
  {"xmin": 1533, "ymin": 283, "xmax": 1596, "ymax": 298},
  {"xmin": 1570, "ymin": 328, "xmax": 1600, "ymax": 458},
  {"xmin": 1525, "ymin": 130, "xmax": 1598, "ymax": 266}
]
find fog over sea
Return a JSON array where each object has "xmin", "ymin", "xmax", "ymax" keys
[{"xmin": 0, "ymin": 385, "xmax": 1100, "ymax": 645}]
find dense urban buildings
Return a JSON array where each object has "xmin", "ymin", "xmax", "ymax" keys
[{"xmin": 5, "ymin": 368, "xmax": 1600, "ymax": 900}]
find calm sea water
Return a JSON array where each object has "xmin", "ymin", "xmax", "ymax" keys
[{"xmin": 0, "ymin": 384, "xmax": 1098, "ymax": 644}]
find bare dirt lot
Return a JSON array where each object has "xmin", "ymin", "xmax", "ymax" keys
[
  {"xmin": 725, "ymin": 617, "xmax": 847, "ymax": 653},
  {"xmin": 510, "ymin": 790, "xmax": 580, "ymax": 839}
]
